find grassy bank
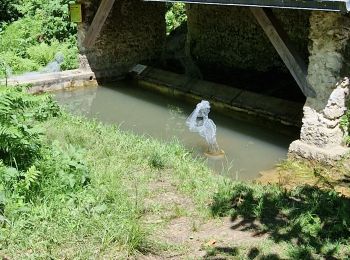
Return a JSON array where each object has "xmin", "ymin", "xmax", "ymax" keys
[
  {"xmin": 0, "ymin": 86, "xmax": 220, "ymax": 258},
  {"xmin": 259, "ymin": 159, "xmax": 350, "ymax": 197},
  {"xmin": 0, "ymin": 86, "xmax": 349, "ymax": 259}
]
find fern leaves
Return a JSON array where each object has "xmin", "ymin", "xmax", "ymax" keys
[{"xmin": 0, "ymin": 86, "xmax": 60, "ymax": 169}]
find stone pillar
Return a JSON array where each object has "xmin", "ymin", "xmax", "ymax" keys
[
  {"xmin": 289, "ymin": 12, "xmax": 350, "ymax": 162},
  {"xmin": 78, "ymin": 0, "xmax": 165, "ymax": 81}
]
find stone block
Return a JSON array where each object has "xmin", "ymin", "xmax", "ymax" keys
[
  {"xmin": 289, "ymin": 140, "xmax": 349, "ymax": 163},
  {"xmin": 142, "ymin": 68, "xmax": 189, "ymax": 90}
]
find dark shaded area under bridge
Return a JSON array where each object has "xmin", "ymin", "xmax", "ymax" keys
[{"xmin": 144, "ymin": 0, "xmax": 350, "ymax": 12}]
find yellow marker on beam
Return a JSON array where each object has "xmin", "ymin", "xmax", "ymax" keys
[{"xmin": 69, "ymin": 4, "xmax": 82, "ymax": 23}]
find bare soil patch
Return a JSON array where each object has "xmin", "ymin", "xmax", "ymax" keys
[{"xmin": 137, "ymin": 176, "xmax": 280, "ymax": 259}]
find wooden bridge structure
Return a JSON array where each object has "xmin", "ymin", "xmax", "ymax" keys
[
  {"xmin": 78, "ymin": 0, "xmax": 350, "ymax": 161},
  {"xmin": 82, "ymin": 0, "xmax": 348, "ymax": 98}
]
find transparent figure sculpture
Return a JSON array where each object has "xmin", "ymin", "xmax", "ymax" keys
[
  {"xmin": 186, "ymin": 100, "xmax": 224, "ymax": 156},
  {"xmin": 41, "ymin": 52, "xmax": 64, "ymax": 73}
]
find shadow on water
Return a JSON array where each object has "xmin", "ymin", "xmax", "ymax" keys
[
  {"xmin": 209, "ymin": 182, "xmax": 350, "ymax": 259},
  {"xmin": 55, "ymin": 81, "xmax": 299, "ymax": 180}
]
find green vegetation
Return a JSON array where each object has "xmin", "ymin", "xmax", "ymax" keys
[
  {"xmin": 211, "ymin": 182, "xmax": 350, "ymax": 259},
  {"xmin": 0, "ymin": 85, "xmax": 349, "ymax": 259},
  {"xmin": 165, "ymin": 3, "xmax": 187, "ymax": 35},
  {"xmin": 0, "ymin": 0, "xmax": 78, "ymax": 77},
  {"xmin": 0, "ymin": 60, "xmax": 11, "ymax": 87},
  {"xmin": 0, "ymin": 0, "xmax": 21, "ymax": 27},
  {"xmin": 0, "ymin": 85, "xmax": 220, "ymax": 258},
  {"xmin": 1, "ymin": 1, "xmax": 349, "ymax": 259},
  {"xmin": 341, "ymin": 108, "xmax": 350, "ymax": 146}
]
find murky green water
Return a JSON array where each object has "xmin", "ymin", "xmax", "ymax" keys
[{"xmin": 55, "ymin": 81, "xmax": 298, "ymax": 180}]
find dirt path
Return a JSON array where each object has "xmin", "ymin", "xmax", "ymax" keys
[{"xmin": 137, "ymin": 177, "xmax": 280, "ymax": 259}]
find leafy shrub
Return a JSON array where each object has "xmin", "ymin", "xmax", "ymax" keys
[
  {"xmin": 0, "ymin": 17, "xmax": 43, "ymax": 57},
  {"xmin": 59, "ymin": 38, "xmax": 79, "ymax": 70},
  {"xmin": 27, "ymin": 39, "xmax": 78, "ymax": 70},
  {"xmin": 38, "ymin": 142, "xmax": 90, "ymax": 193},
  {"xmin": 166, "ymin": 3, "xmax": 187, "ymax": 35},
  {"xmin": 0, "ymin": 86, "xmax": 89, "ymax": 206},
  {"xmin": 16, "ymin": 0, "xmax": 77, "ymax": 42},
  {"xmin": 0, "ymin": 91, "xmax": 43, "ymax": 169},
  {"xmin": 0, "ymin": 52, "xmax": 40, "ymax": 76},
  {"xmin": 0, "ymin": 0, "xmax": 78, "ymax": 75},
  {"xmin": 0, "ymin": 0, "xmax": 21, "ymax": 25},
  {"xmin": 0, "ymin": 164, "xmax": 42, "ymax": 201},
  {"xmin": 26, "ymin": 42, "xmax": 59, "ymax": 67},
  {"xmin": 0, "ymin": 87, "xmax": 60, "ymax": 169}
]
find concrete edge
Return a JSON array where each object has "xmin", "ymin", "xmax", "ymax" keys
[
  {"xmin": 136, "ymin": 66, "xmax": 303, "ymax": 128},
  {"xmin": 1, "ymin": 69, "xmax": 98, "ymax": 93}
]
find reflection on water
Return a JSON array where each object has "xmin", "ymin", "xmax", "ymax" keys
[{"xmin": 55, "ymin": 81, "xmax": 297, "ymax": 180}]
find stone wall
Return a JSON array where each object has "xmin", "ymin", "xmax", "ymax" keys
[
  {"xmin": 78, "ymin": 0, "xmax": 165, "ymax": 81},
  {"xmin": 186, "ymin": 5, "xmax": 310, "ymax": 72}
]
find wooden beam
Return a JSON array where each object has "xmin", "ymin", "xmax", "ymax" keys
[
  {"xmin": 83, "ymin": 0, "xmax": 116, "ymax": 48},
  {"xmin": 250, "ymin": 7, "xmax": 316, "ymax": 98}
]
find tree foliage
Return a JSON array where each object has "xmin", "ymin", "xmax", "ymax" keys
[
  {"xmin": 165, "ymin": 3, "xmax": 187, "ymax": 35},
  {"xmin": 16, "ymin": 0, "xmax": 77, "ymax": 42},
  {"xmin": 0, "ymin": 0, "xmax": 78, "ymax": 76},
  {"xmin": 0, "ymin": 0, "xmax": 21, "ymax": 27}
]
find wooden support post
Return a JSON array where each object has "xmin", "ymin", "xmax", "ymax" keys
[
  {"xmin": 250, "ymin": 7, "xmax": 316, "ymax": 97},
  {"xmin": 83, "ymin": 0, "xmax": 116, "ymax": 48}
]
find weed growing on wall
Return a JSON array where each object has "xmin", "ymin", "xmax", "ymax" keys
[
  {"xmin": 340, "ymin": 107, "xmax": 350, "ymax": 146},
  {"xmin": 165, "ymin": 3, "xmax": 187, "ymax": 35}
]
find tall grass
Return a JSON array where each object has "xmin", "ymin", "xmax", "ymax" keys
[
  {"xmin": 2, "ymin": 86, "xmax": 348, "ymax": 259},
  {"xmin": 0, "ymin": 86, "xmax": 221, "ymax": 258}
]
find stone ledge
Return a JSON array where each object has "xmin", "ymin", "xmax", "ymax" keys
[
  {"xmin": 138, "ymin": 66, "xmax": 303, "ymax": 127},
  {"xmin": 1, "ymin": 69, "xmax": 98, "ymax": 94},
  {"xmin": 288, "ymin": 140, "xmax": 350, "ymax": 163}
]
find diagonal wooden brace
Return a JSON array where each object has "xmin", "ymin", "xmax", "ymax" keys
[
  {"xmin": 250, "ymin": 7, "xmax": 316, "ymax": 98},
  {"xmin": 83, "ymin": 0, "xmax": 117, "ymax": 48}
]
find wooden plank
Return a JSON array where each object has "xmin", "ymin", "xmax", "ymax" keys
[
  {"xmin": 83, "ymin": 0, "xmax": 116, "ymax": 48},
  {"xmin": 250, "ymin": 7, "xmax": 316, "ymax": 97}
]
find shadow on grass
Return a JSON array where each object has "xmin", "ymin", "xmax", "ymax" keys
[
  {"xmin": 341, "ymin": 173, "xmax": 350, "ymax": 183},
  {"xmin": 204, "ymin": 246, "xmax": 239, "ymax": 259},
  {"xmin": 204, "ymin": 246, "xmax": 282, "ymax": 259},
  {"xmin": 210, "ymin": 183, "xmax": 350, "ymax": 259}
]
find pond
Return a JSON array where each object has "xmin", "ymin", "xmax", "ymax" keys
[{"xmin": 55, "ymin": 80, "xmax": 298, "ymax": 180}]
